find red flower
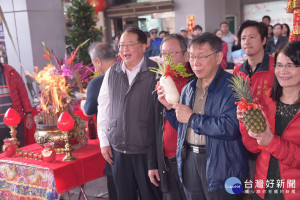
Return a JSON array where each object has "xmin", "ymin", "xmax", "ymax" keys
[{"xmin": 166, "ymin": 64, "xmax": 170, "ymax": 72}]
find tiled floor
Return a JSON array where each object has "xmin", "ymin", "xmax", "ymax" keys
[{"xmin": 59, "ymin": 176, "xmax": 109, "ymax": 200}]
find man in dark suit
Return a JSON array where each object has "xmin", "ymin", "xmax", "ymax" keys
[{"xmin": 265, "ymin": 23, "xmax": 288, "ymax": 56}]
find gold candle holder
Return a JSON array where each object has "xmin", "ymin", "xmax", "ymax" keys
[
  {"xmin": 9, "ymin": 126, "xmax": 20, "ymax": 148},
  {"xmin": 62, "ymin": 131, "xmax": 76, "ymax": 162}
]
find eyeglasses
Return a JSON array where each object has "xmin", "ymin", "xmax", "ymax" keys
[
  {"xmin": 189, "ymin": 51, "xmax": 219, "ymax": 61},
  {"xmin": 161, "ymin": 51, "xmax": 183, "ymax": 57},
  {"xmin": 150, "ymin": 31, "xmax": 158, "ymax": 34},
  {"xmin": 241, "ymin": 34, "xmax": 257, "ymax": 41},
  {"xmin": 273, "ymin": 63, "xmax": 300, "ymax": 69},
  {"xmin": 118, "ymin": 42, "xmax": 141, "ymax": 49}
]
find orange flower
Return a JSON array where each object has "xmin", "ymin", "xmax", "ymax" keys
[
  {"xmin": 43, "ymin": 54, "xmax": 50, "ymax": 60},
  {"xmin": 67, "ymin": 57, "xmax": 75, "ymax": 65}
]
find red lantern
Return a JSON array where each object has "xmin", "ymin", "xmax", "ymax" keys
[
  {"xmin": 87, "ymin": 0, "xmax": 107, "ymax": 12},
  {"xmin": 4, "ymin": 108, "xmax": 21, "ymax": 127},
  {"xmin": 57, "ymin": 112, "xmax": 75, "ymax": 132}
]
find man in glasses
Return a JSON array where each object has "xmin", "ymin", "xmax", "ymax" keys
[
  {"xmin": 149, "ymin": 34, "xmax": 194, "ymax": 200},
  {"xmin": 97, "ymin": 27, "xmax": 161, "ymax": 200},
  {"xmin": 149, "ymin": 27, "xmax": 163, "ymax": 55},
  {"xmin": 157, "ymin": 32, "xmax": 248, "ymax": 199}
]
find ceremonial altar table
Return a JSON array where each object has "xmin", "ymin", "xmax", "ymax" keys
[{"xmin": 0, "ymin": 139, "xmax": 105, "ymax": 200}]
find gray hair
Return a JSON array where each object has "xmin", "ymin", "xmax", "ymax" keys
[
  {"xmin": 88, "ymin": 42, "xmax": 116, "ymax": 61},
  {"xmin": 160, "ymin": 34, "xmax": 188, "ymax": 54},
  {"xmin": 189, "ymin": 32, "xmax": 222, "ymax": 53}
]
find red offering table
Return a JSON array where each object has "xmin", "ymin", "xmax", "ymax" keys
[{"xmin": 0, "ymin": 139, "xmax": 105, "ymax": 199}]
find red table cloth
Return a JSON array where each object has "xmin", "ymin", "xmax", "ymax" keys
[{"xmin": 0, "ymin": 139, "xmax": 105, "ymax": 199}]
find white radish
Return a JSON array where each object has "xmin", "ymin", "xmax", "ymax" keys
[
  {"xmin": 149, "ymin": 55, "xmax": 192, "ymax": 105},
  {"xmin": 160, "ymin": 75, "xmax": 179, "ymax": 105}
]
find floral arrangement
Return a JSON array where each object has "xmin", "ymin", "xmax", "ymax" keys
[{"xmin": 42, "ymin": 39, "xmax": 95, "ymax": 97}]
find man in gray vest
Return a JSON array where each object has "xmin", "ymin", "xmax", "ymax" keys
[{"xmin": 97, "ymin": 27, "xmax": 161, "ymax": 200}]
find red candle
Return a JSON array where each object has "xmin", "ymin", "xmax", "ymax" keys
[
  {"xmin": 33, "ymin": 153, "xmax": 39, "ymax": 159},
  {"xmin": 28, "ymin": 152, "xmax": 33, "ymax": 159},
  {"xmin": 3, "ymin": 108, "xmax": 21, "ymax": 126},
  {"xmin": 38, "ymin": 154, "xmax": 43, "ymax": 161},
  {"xmin": 57, "ymin": 112, "xmax": 75, "ymax": 131}
]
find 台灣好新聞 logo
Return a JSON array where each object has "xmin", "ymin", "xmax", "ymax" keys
[{"xmin": 225, "ymin": 177, "xmax": 243, "ymax": 194}]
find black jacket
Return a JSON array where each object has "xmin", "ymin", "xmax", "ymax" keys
[
  {"xmin": 265, "ymin": 36, "xmax": 288, "ymax": 55},
  {"xmin": 148, "ymin": 63, "xmax": 195, "ymax": 192}
]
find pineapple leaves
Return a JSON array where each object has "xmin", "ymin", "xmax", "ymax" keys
[{"xmin": 228, "ymin": 73, "xmax": 253, "ymax": 103}]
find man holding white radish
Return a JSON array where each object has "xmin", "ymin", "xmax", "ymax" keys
[
  {"xmin": 97, "ymin": 27, "xmax": 161, "ymax": 200},
  {"xmin": 157, "ymin": 32, "xmax": 248, "ymax": 200},
  {"xmin": 148, "ymin": 34, "xmax": 194, "ymax": 200}
]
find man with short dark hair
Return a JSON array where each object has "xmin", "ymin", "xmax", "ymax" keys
[
  {"xmin": 265, "ymin": 23, "xmax": 288, "ymax": 56},
  {"xmin": 157, "ymin": 32, "xmax": 248, "ymax": 200},
  {"xmin": 262, "ymin": 15, "xmax": 271, "ymax": 26},
  {"xmin": 193, "ymin": 25, "xmax": 203, "ymax": 37},
  {"xmin": 97, "ymin": 27, "xmax": 161, "ymax": 200},
  {"xmin": 159, "ymin": 31, "xmax": 168, "ymax": 38},
  {"xmin": 220, "ymin": 21, "xmax": 236, "ymax": 65},
  {"xmin": 235, "ymin": 20, "xmax": 275, "ymax": 100},
  {"xmin": 234, "ymin": 20, "xmax": 276, "ymax": 185}
]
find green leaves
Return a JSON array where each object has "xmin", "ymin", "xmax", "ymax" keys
[
  {"xmin": 66, "ymin": 0, "xmax": 102, "ymax": 65},
  {"xmin": 228, "ymin": 73, "xmax": 253, "ymax": 102},
  {"xmin": 149, "ymin": 55, "xmax": 193, "ymax": 78}
]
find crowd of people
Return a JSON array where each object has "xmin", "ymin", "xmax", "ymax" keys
[
  {"xmin": 138, "ymin": 15, "xmax": 291, "ymax": 73},
  {"xmin": 0, "ymin": 14, "xmax": 299, "ymax": 200},
  {"xmin": 91, "ymin": 17, "xmax": 299, "ymax": 200}
]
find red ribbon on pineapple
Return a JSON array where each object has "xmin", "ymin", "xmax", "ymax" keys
[
  {"xmin": 235, "ymin": 97, "xmax": 261, "ymax": 111},
  {"xmin": 236, "ymin": 98, "xmax": 267, "ymax": 150}
]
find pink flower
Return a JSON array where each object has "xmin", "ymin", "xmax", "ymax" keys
[{"xmin": 62, "ymin": 68, "xmax": 73, "ymax": 79}]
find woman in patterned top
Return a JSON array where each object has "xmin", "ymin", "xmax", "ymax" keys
[{"xmin": 238, "ymin": 41, "xmax": 300, "ymax": 200}]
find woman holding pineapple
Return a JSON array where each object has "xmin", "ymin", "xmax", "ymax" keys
[{"xmin": 237, "ymin": 41, "xmax": 300, "ymax": 200}]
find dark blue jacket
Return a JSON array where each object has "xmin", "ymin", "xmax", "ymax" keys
[
  {"xmin": 145, "ymin": 43, "xmax": 160, "ymax": 58},
  {"xmin": 165, "ymin": 67, "xmax": 248, "ymax": 192},
  {"xmin": 84, "ymin": 75, "xmax": 104, "ymax": 116}
]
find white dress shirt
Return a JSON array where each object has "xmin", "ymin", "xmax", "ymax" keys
[{"xmin": 97, "ymin": 57, "xmax": 145, "ymax": 147}]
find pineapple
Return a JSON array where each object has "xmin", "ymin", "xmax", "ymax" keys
[{"xmin": 229, "ymin": 74, "xmax": 266, "ymax": 133}]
